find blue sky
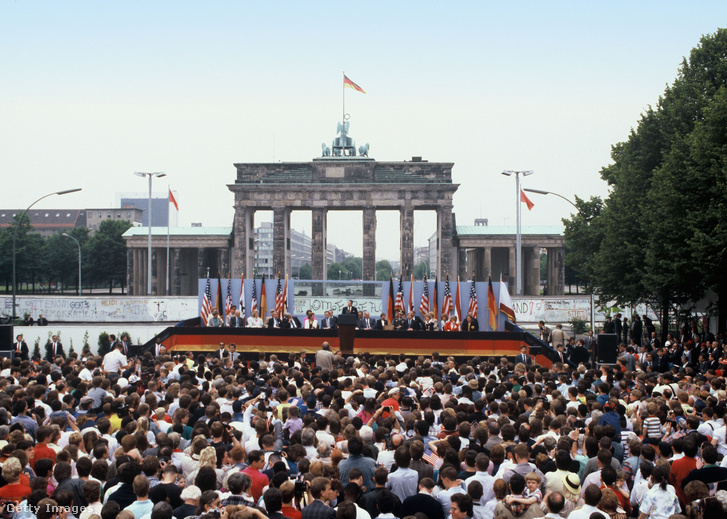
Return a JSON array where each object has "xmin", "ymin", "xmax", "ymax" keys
[{"xmin": 1, "ymin": 2, "xmax": 725, "ymax": 260}]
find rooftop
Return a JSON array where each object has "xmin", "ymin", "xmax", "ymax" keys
[
  {"xmin": 123, "ymin": 226, "xmax": 232, "ymax": 237},
  {"xmin": 456, "ymin": 225, "xmax": 564, "ymax": 236}
]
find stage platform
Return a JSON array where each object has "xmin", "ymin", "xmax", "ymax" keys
[{"xmin": 154, "ymin": 325, "xmax": 561, "ymax": 367}]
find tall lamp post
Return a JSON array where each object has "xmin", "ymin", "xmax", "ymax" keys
[
  {"xmin": 62, "ymin": 233, "xmax": 82, "ymax": 295},
  {"xmin": 134, "ymin": 172, "xmax": 166, "ymax": 295},
  {"xmin": 12, "ymin": 188, "xmax": 82, "ymax": 319},
  {"xmin": 523, "ymin": 188, "xmax": 578, "ymax": 210},
  {"xmin": 501, "ymin": 170, "xmax": 533, "ymax": 295}
]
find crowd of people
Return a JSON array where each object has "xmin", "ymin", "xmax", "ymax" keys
[{"xmin": 0, "ymin": 322, "xmax": 725, "ymax": 519}]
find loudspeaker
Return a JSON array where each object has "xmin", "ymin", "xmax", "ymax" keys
[
  {"xmin": 0, "ymin": 325, "xmax": 13, "ymax": 359},
  {"xmin": 597, "ymin": 333, "xmax": 619, "ymax": 364}
]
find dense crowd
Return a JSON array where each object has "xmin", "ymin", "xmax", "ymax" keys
[{"xmin": 0, "ymin": 324, "xmax": 726, "ymax": 519}]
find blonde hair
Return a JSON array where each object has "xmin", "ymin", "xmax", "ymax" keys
[
  {"xmin": 524, "ymin": 471, "xmax": 541, "ymax": 484},
  {"xmin": 198, "ymin": 446, "xmax": 217, "ymax": 468}
]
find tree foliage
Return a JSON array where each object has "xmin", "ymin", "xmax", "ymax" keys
[
  {"xmin": 563, "ymin": 29, "xmax": 727, "ymax": 331},
  {"xmin": 85, "ymin": 220, "xmax": 132, "ymax": 292},
  {"xmin": 376, "ymin": 260, "xmax": 394, "ymax": 281}
]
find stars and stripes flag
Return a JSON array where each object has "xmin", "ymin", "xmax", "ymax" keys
[
  {"xmin": 200, "ymin": 271, "xmax": 212, "ymax": 326},
  {"xmin": 468, "ymin": 275, "xmax": 478, "ymax": 318},
  {"xmin": 251, "ymin": 277, "xmax": 258, "ymax": 316},
  {"xmin": 432, "ymin": 276, "xmax": 438, "ymax": 323},
  {"xmin": 419, "ymin": 274, "xmax": 430, "ymax": 316},
  {"xmin": 408, "ymin": 274, "xmax": 414, "ymax": 314},
  {"xmin": 225, "ymin": 271, "xmax": 233, "ymax": 317},
  {"xmin": 454, "ymin": 276, "xmax": 462, "ymax": 322},
  {"xmin": 488, "ymin": 274, "xmax": 498, "ymax": 331},
  {"xmin": 238, "ymin": 273, "xmax": 246, "ymax": 320},
  {"xmin": 387, "ymin": 275, "xmax": 395, "ymax": 322},
  {"xmin": 283, "ymin": 275, "xmax": 288, "ymax": 314},
  {"xmin": 441, "ymin": 275, "xmax": 453, "ymax": 320},
  {"xmin": 275, "ymin": 272, "xmax": 285, "ymax": 315},
  {"xmin": 499, "ymin": 274, "xmax": 516, "ymax": 323},
  {"xmin": 394, "ymin": 276, "xmax": 405, "ymax": 314}
]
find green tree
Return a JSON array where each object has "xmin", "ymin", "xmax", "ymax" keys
[
  {"xmin": 298, "ymin": 263, "xmax": 312, "ymax": 279},
  {"xmin": 376, "ymin": 260, "xmax": 394, "ymax": 281},
  {"xmin": 341, "ymin": 257, "xmax": 363, "ymax": 280},
  {"xmin": 413, "ymin": 261, "xmax": 429, "ymax": 280},
  {"xmin": 327, "ymin": 262, "xmax": 348, "ymax": 280},
  {"xmin": 86, "ymin": 220, "xmax": 132, "ymax": 293}
]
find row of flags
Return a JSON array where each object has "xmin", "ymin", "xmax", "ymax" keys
[
  {"xmin": 200, "ymin": 271, "xmax": 289, "ymax": 326},
  {"xmin": 200, "ymin": 271, "xmax": 518, "ymax": 330},
  {"xmin": 386, "ymin": 274, "xmax": 517, "ymax": 330}
]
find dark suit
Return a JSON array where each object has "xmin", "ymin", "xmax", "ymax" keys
[
  {"xmin": 13, "ymin": 340, "xmax": 29, "ymax": 361},
  {"xmin": 342, "ymin": 306, "xmax": 358, "ymax": 316},
  {"xmin": 461, "ymin": 318, "xmax": 479, "ymax": 331},
  {"xmin": 400, "ymin": 492, "xmax": 444, "ymax": 519},
  {"xmin": 301, "ymin": 499, "xmax": 336, "ymax": 519},
  {"xmin": 37, "ymin": 317, "xmax": 48, "ymax": 326},
  {"xmin": 290, "ymin": 316, "xmax": 302, "ymax": 329},
  {"xmin": 45, "ymin": 341, "xmax": 65, "ymax": 361},
  {"xmin": 375, "ymin": 318, "xmax": 389, "ymax": 330},
  {"xmin": 359, "ymin": 317, "xmax": 376, "ymax": 330},
  {"xmin": 321, "ymin": 316, "xmax": 337, "ymax": 329},
  {"xmin": 516, "ymin": 353, "xmax": 531, "ymax": 365},
  {"xmin": 229, "ymin": 315, "xmax": 245, "ymax": 328},
  {"xmin": 267, "ymin": 318, "xmax": 280, "ymax": 328},
  {"xmin": 119, "ymin": 341, "xmax": 131, "ymax": 356},
  {"xmin": 406, "ymin": 317, "xmax": 424, "ymax": 331},
  {"xmin": 279, "ymin": 317, "xmax": 292, "ymax": 329}
]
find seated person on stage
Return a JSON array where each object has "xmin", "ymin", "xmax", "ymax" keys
[
  {"xmin": 376, "ymin": 312, "xmax": 390, "ymax": 330},
  {"xmin": 247, "ymin": 310, "xmax": 264, "ymax": 328},
  {"xmin": 321, "ymin": 310, "xmax": 337, "ymax": 329},
  {"xmin": 461, "ymin": 313, "xmax": 479, "ymax": 332},
  {"xmin": 423, "ymin": 312, "xmax": 439, "ymax": 331},
  {"xmin": 359, "ymin": 311, "xmax": 376, "ymax": 330},
  {"xmin": 304, "ymin": 313, "xmax": 319, "ymax": 329},
  {"xmin": 405, "ymin": 311, "xmax": 424, "ymax": 331},
  {"xmin": 207, "ymin": 309, "xmax": 223, "ymax": 327},
  {"xmin": 267, "ymin": 310, "xmax": 281, "ymax": 328},
  {"xmin": 393, "ymin": 311, "xmax": 408, "ymax": 331},
  {"xmin": 443, "ymin": 315, "xmax": 460, "ymax": 331}
]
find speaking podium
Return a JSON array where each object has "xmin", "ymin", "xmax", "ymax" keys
[{"xmin": 337, "ymin": 314, "xmax": 358, "ymax": 355}]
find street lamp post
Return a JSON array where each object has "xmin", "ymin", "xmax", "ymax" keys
[
  {"xmin": 62, "ymin": 233, "xmax": 82, "ymax": 295},
  {"xmin": 12, "ymin": 188, "xmax": 82, "ymax": 319},
  {"xmin": 501, "ymin": 170, "xmax": 534, "ymax": 295},
  {"xmin": 523, "ymin": 188, "xmax": 578, "ymax": 210},
  {"xmin": 134, "ymin": 172, "xmax": 166, "ymax": 295}
]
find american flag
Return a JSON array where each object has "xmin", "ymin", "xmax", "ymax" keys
[
  {"xmin": 454, "ymin": 276, "xmax": 462, "ymax": 321},
  {"xmin": 225, "ymin": 272, "xmax": 233, "ymax": 317},
  {"xmin": 468, "ymin": 275, "xmax": 478, "ymax": 318},
  {"xmin": 200, "ymin": 271, "xmax": 212, "ymax": 326},
  {"xmin": 408, "ymin": 274, "xmax": 414, "ymax": 313},
  {"xmin": 441, "ymin": 275, "xmax": 453, "ymax": 319},
  {"xmin": 394, "ymin": 276, "xmax": 405, "ymax": 314},
  {"xmin": 251, "ymin": 277, "xmax": 258, "ymax": 315},
  {"xmin": 238, "ymin": 273, "xmax": 246, "ymax": 320},
  {"xmin": 275, "ymin": 272, "xmax": 284, "ymax": 314},
  {"xmin": 422, "ymin": 452, "xmax": 440, "ymax": 466},
  {"xmin": 419, "ymin": 274, "xmax": 430, "ymax": 316}
]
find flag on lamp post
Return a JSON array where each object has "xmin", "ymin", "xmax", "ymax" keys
[
  {"xmin": 467, "ymin": 275, "xmax": 478, "ymax": 318},
  {"xmin": 419, "ymin": 274, "xmax": 430, "ymax": 316},
  {"xmin": 521, "ymin": 189, "xmax": 534, "ymax": 211},
  {"xmin": 488, "ymin": 274, "xmax": 498, "ymax": 331},
  {"xmin": 200, "ymin": 270, "xmax": 212, "ymax": 326},
  {"xmin": 499, "ymin": 274, "xmax": 517, "ymax": 323}
]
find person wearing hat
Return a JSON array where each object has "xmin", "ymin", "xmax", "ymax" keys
[
  {"xmin": 559, "ymin": 473, "xmax": 583, "ymax": 517},
  {"xmin": 13, "ymin": 334, "xmax": 28, "ymax": 361}
]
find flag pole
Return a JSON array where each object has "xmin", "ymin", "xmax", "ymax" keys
[{"xmin": 166, "ymin": 184, "xmax": 170, "ymax": 295}]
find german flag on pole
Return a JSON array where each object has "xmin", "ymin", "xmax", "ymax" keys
[
  {"xmin": 487, "ymin": 274, "xmax": 498, "ymax": 331},
  {"xmin": 344, "ymin": 75, "xmax": 366, "ymax": 94}
]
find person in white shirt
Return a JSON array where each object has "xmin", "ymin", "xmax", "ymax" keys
[
  {"xmin": 78, "ymin": 360, "xmax": 96, "ymax": 382},
  {"xmin": 247, "ymin": 310, "xmax": 264, "ymax": 328},
  {"xmin": 304, "ymin": 313, "xmax": 319, "ymax": 329},
  {"xmin": 569, "ymin": 484, "xmax": 608, "ymax": 519},
  {"xmin": 102, "ymin": 343, "xmax": 129, "ymax": 378}
]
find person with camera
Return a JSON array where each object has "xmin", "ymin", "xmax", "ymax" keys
[{"xmin": 302, "ymin": 477, "xmax": 338, "ymax": 519}]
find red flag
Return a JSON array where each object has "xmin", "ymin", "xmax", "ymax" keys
[
  {"xmin": 238, "ymin": 273, "xmax": 246, "ymax": 320},
  {"xmin": 468, "ymin": 275, "xmax": 478, "ymax": 318},
  {"xmin": 488, "ymin": 274, "xmax": 498, "ymax": 330},
  {"xmin": 344, "ymin": 75, "xmax": 366, "ymax": 94},
  {"xmin": 499, "ymin": 274, "xmax": 516, "ymax": 323},
  {"xmin": 520, "ymin": 189, "xmax": 534, "ymax": 211},
  {"xmin": 260, "ymin": 274, "xmax": 267, "ymax": 321},
  {"xmin": 387, "ymin": 275, "xmax": 395, "ymax": 323},
  {"xmin": 454, "ymin": 277, "xmax": 462, "ymax": 322},
  {"xmin": 169, "ymin": 188, "xmax": 179, "ymax": 211},
  {"xmin": 441, "ymin": 275, "xmax": 453, "ymax": 320},
  {"xmin": 251, "ymin": 277, "xmax": 258, "ymax": 316},
  {"xmin": 432, "ymin": 276, "xmax": 438, "ymax": 324}
]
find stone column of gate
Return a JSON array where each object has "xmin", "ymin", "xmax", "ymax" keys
[
  {"xmin": 437, "ymin": 206, "xmax": 455, "ymax": 278},
  {"xmin": 272, "ymin": 208, "xmax": 291, "ymax": 277},
  {"xmin": 484, "ymin": 246, "xmax": 492, "ymax": 279},
  {"xmin": 172, "ymin": 248, "xmax": 182, "ymax": 296},
  {"xmin": 400, "ymin": 206, "xmax": 414, "ymax": 278},
  {"xmin": 362, "ymin": 208, "xmax": 377, "ymax": 283},
  {"xmin": 127, "ymin": 249, "xmax": 134, "ymax": 295},
  {"xmin": 555, "ymin": 247, "xmax": 565, "ymax": 295},
  {"xmin": 508, "ymin": 247, "xmax": 516, "ymax": 294},
  {"xmin": 219, "ymin": 248, "xmax": 229, "ymax": 278},
  {"xmin": 528, "ymin": 246, "xmax": 541, "ymax": 296},
  {"xmin": 233, "ymin": 206, "xmax": 254, "ymax": 278},
  {"xmin": 197, "ymin": 247, "xmax": 206, "ymax": 280},
  {"xmin": 311, "ymin": 209, "xmax": 327, "ymax": 280},
  {"xmin": 546, "ymin": 247, "xmax": 557, "ymax": 295}
]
